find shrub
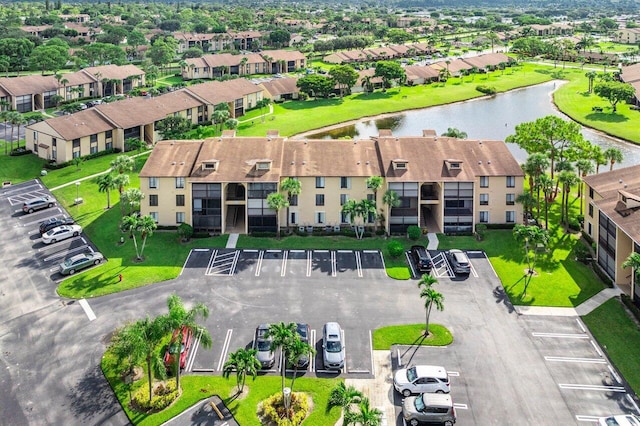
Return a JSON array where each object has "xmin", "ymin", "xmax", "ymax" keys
[
  {"xmin": 132, "ymin": 380, "xmax": 179, "ymax": 412},
  {"xmin": 568, "ymin": 217, "xmax": 582, "ymax": 231},
  {"xmin": 621, "ymin": 294, "xmax": 640, "ymax": 323},
  {"xmin": 387, "ymin": 240, "xmax": 404, "ymax": 258},
  {"xmin": 177, "ymin": 223, "xmax": 193, "ymax": 241},
  {"xmin": 407, "ymin": 225, "xmax": 421, "ymax": 240},
  {"xmin": 258, "ymin": 392, "xmax": 310, "ymax": 426},
  {"xmin": 250, "ymin": 231, "xmax": 277, "ymax": 238},
  {"xmin": 476, "ymin": 85, "xmax": 497, "ymax": 95},
  {"xmin": 9, "ymin": 147, "xmax": 32, "ymax": 156}
]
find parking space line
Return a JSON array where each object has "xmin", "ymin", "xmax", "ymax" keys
[
  {"xmin": 331, "ymin": 251, "xmax": 336, "ymax": 277},
  {"xmin": 608, "ymin": 365, "xmax": 621, "ymax": 383},
  {"xmin": 230, "ymin": 250, "xmax": 240, "ymax": 275},
  {"xmin": 310, "ymin": 329, "xmax": 316, "ymax": 373},
  {"xmin": 397, "ymin": 348, "xmax": 402, "ymax": 367},
  {"xmin": 180, "ymin": 250, "xmax": 194, "ymax": 276},
  {"xmin": 342, "ymin": 329, "xmax": 346, "ymax": 374},
  {"xmin": 483, "ymin": 251, "xmax": 499, "ymax": 278},
  {"xmin": 453, "ymin": 403, "xmax": 468, "ymax": 409},
  {"xmin": 37, "ymin": 236, "xmax": 83, "ymax": 251},
  {"xmin": 21, "ymin": 214, "xmax": 61, "ymax": 228},
  {"xmin": 469, "ymin": 260, "xmax": 479, "ymax": 278},
  {"xmin": 545, "ymin": 356, "xmax": 607, "ymax": 364},
  {"xmin": 355, "ymin": 251, "xmax": 363, "ymax": 278},
  {"xmin": 544, "ymin": 356, "xmax": 607, "ymax": 364},
  {"xmin": 78, "ymin": 299, "xmax": 96, "ymax": 321},
  {"xmin": 216, "ymin": 329, "xmax": 233, "ymax": 371},
  {"xmin": 627, "ymin": 394, "xmax": 640, "ymax": 413},
  {"xmin": 281, "ymin": 250, "xmax": 288, "ymax": 277},
  {"xmin": 558, "ymin": 383, "xmax": 626, "ymax": 392},
  {"xmin": 448, "ymin": 371, "xmax": 460, "ymax": 376},
  {"xmin": 255, "ymin": 251, "xmax": 264, "ymax": 276},
  {"xmin": 243, "ymin": 249, "xmax": 259, "ymax": 253},
  {"xmin": 205, "ymin": 249, "xmax": 218, "ymax": 274},
  {"xmin": 306, "ymin": 250, "xmax": 311, "ymax": 277},
  {"xmin": 532, "ymin": 332, "xmax": 590, "ymax": 339},
  {"xmin": 369, "ymin": 330, "xmax": 374, "ymax": 376},
  {"xmin": 576, "ymin": 415, "xmax": 603, "ymax": 422},
  {"xmin": 43, "ymin": 245, "xmax": 88, "ymax": 262},
  {"xmin": 185, "ymin": 330, "xmax": 202, "ymax": 372},
  {"xmin": 576, "ymin": 318, "xmax": 586, "ymax": 333},
  {"xmin": 590, "ymin": 340, "xmax": 604, "ymax": 357},
  {"xmin": 406, "ymin": 251, "xmax": 417, "ymax": 278}
]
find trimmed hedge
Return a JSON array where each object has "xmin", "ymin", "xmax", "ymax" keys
[
  {"xmin": 10, "ymin": 147, "xmax": 32, "ymax": 156},
  {"xmin": 476, "ymin": 85, "xmax": 497, "ymax": 95},
  {"xmin": 45, "ymin": 148, "xmax": 121, "ymax": 170},
  {"xmin": 621, "ymin": 294, "xmax": 640, "ymax": 323}
]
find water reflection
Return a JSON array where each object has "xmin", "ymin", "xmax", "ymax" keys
[{"xmin": 305, "ymin": 81, "xmax": 639, "ymax": 167}]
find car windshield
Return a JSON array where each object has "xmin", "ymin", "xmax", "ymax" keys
[
  {"xmin": 297, "ymin": 325, "xmax": 308, "ymax": 339},
  {"xmin": 63, "ymin": 259, "xmax": 74, "ymax": 267},
  {"xmin": 257, "ymin": 340, "xmax": 271, "ymax": 351},
  {"xmin": 407, "ymin": 366, "xmax": 417, "ymax": 382},
  {"xmin": 414, "ymin": 394, "xmax": 425, "ymax": 412},
  {"xmin": 169, "ymin": 343, "xmax": 184, "ymax": 355},
  {"xmin": 326, "ymin": 340, "xmax": 341, "ymax": 353}
]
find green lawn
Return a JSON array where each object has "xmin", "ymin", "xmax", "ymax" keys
[
  {"xmin": 102, "ymin": 351, "xmax": 342, "ymax": 425},
  {"xmin": 238, "ymin": 63, "xmax": 553, "ymax": 137},
  {"xmin": 0, "ymin": 146, "xmax": 46, "ymax": 184},
  {"xmin": 582, "ymin": 298, "xmax": 640, "ymax": 396},
  {"xmin": 372, "ymin": 324, "xmax": 453, "ymax": 349}
]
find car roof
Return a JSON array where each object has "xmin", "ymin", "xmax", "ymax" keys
[
  {"xmin": 413, "ymin": 365, "xmax": 448, "ymax": 378},
  {"xmin": 420, "ymin": 393, "xmax": 453, "ymax": 406},
  {"xmin": 324, "ymin": 322, "xmax": 340, "ymax": 333},
  {"xmin": 68, "ymin": 253, "xmax": 89, "ymax": 262}
]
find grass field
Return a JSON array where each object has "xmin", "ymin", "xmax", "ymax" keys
[{"xmin": 372, "ymin": 324, "xmax": 453, "ymax": 349}]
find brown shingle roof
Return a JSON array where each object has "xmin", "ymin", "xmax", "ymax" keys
[
  {"xmin": 462, "ymin": 52, "xmax": 512, "ymax": 68},
  {"xmin": 0, "ymin": 74, "xmax": 57, "ymax": 96},
  {"xmin": 282, "ymin": 139, "xmax": 382, "ymax": 177},
  {"xmin": 82, "ymin": 64, "xmax": 144, "ymax": 80},
  {"xmin": 261, "ymin": 50, "xmax": 306, "ymax": 62},
  {"xmin": 404, "ymin": 65, "xmax": 440, "ymax": 81},
  {"xmin": 594, "ymin": 190, "xmax": 640, "ymax": 243},
  {"xmin": 139, "ymin": 140, "xmax": 203, "ymax": 178},
  {"xmin": 621, "ymin": 63, "xmax": 640, "ymax": 83},
  {"xmin": 186, "ymin": 79, "xmax": 260, "ymax": 104},
  {"xmin": 31, "ymin": 109, "xmax": 116, "ymax": 140},
  {"xmin": 583, "ymin": 165, "xmax": 640, "ymax": 199},
  {"xmin": 259, "ymin": 77, "xmax": 300, "ymax": 97}
]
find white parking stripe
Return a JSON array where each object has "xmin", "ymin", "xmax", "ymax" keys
[
  {"xmin": 37, "ymin": 236, "xmax": 83, "ymax": 251},
  {"xmin": 205, "ymin": 249, "xmax": 218, "ymax": 274},
  {"xmin": 79, "ymin": 299, "xmax": 96, "ymax": 321},
  {"xmin": 608, "ymin": 365, "xmax": 621, "ymax": 383},
  {"xmin": 185, "ymin": 330, "xmax": 202, "ymax": 372},
  {"xmin": 281, "ymin": 250, "xmax": 288, "ymax": 277},
  {"xmin": 180, "ymin": 250, "xmax": 194, "ymax": 276},
  {"xmin": 483, "ymin": 251, "xmax": 499, "ymax": 277},
  {"xmin": 43, "ymin": 245, "xmax": 88, "ymax": 262},
  {"xmin": 453, "ymin": 403, "xmax": 468, "ymax": 409},
  {"xmin": 576, "ymin": 318, "xmax": 586, "ymax": 333},
  {"xmin": 255, "ymin": 251, "xmax": 264, "ymax": 276},
  {"xmin": 559, "ymin": 383, "xmax": 626, "ymax": 392},
  {"xmin": 576, "ymin": 415, "xmax": 603, "ymax": 422},
  {"xmin": 627, "ymin": 394, "xmax": 640, "ymax": 413},
  {"xmin": 532, "ymin": 332, "xmax": 590, "ymax": 339},
  {"xmin": 306, "ymin": 250, "xmax": 312, "ymax": 277},
  {"xmin": 406, "ymin": 251, "xmax": 417, "ymax": 278},
  {"xmin": 447, "ymin": 371, "xmax": 460, "ymax": 376},
  {"xmin": 331, "ymin": 251, "xmax": 336, "ymax": 277},
  {"xmin": 369, "ymin": 330, "xmax": 374, "ymax": 375},
  {"xmin": 310, "ymin": 329, "xmax": 316, "ymax": 373},
  {"xmin": 544, "ymin": 356, "xmax": 607, "ymax": 364},
  {"xmin": 229, "ymin": 250, "xmax": 240, "ymax": 275},
  {"xmin": 356, "ymin": 251, "xmax": 363, "ymax": 278},
  {"xmin": 590, "ymin": 340, "xmax": 604, "ymax": 357},
  {"xmin": 216, "ymin": 329, "xmax": 233, "ymax": 371}
]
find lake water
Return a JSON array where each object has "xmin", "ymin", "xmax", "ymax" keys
[{"xmin": 304, "ymin": 81, "xmax": 639, "ymax": 167}]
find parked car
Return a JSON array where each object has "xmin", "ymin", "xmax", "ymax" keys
[
  {"xmin": 39, "ymin": 217, "xmax": 75, "ymax": 235},
  {"xmin": 446, "ymin": 249, "xmax": 471, "ymax": 275},
  {"xmin": 394, "ymin": 365, "xmax": 450, "ymax": 396},
  {"xmin": 322, "ymin": 322, "xmax": 345, "ymax": 370},
  {"xmin": 403, "ymin": 393, "xmax": 456, "ymax": 426},
  {"xmin": 164, "ymin": 326, "xmax": 194, "ymax": 371},
  {"xmin": 59, "ymin": 252, "xmax": 104, "ymax": 275},
  {"xmin": 294, "ymin": 322, "xmax": 311, "ymax": 368},
  {"xmin": 254, "ymin": 324, "xmax": 275, "ymax": 369},
  {"xmin": 598, "ymin": 414, "xmax": 640, "ymax": 426},
  {"xmin": 42, "ymin": 224, "xmax": 82, "ymax": 244},
  {"xmin": 23, "ymin": 196, "xmax": 55, "ymax": 213},
  {"xmin": 411, "ymin": 245, "xmax": 433, "ymax": 273}
]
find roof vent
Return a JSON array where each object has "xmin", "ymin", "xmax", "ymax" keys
[
  {"xmin": 478, "ymin": 161, "xmax": 482, "ymax": 164},
  {"xmin": 172, "ymin": 161, "xmax": 176, "ymax": 165},
  {"xmin": 180, "ymin": 162, "xmax": 185, "ymax": 165},
  {"xmin": 366, "ymin": 161, "xmax": 370, "ymax": 165},
  {"xmin": 479, "ymin": 141, "xmax": 483, "ymax": 144},
  {"xmin": 488, "ymin": 160, "xmax": 491, "ymax": 164},
  {"xmin": 357, "ymin": 161, "xmax": 361, "ymax": 165},
  {"xmin": 620, "ymin": 179, "xmax": 623, "ymax": 183},
  {"xmin": 302, "ymin": 161, "xmax": 306, "ymax": 165},
  {"xmin": 304, "ymin": 140, "xmax": 307, "ymax": 144},
  {"xmin": 291, "ymin": 161, "xmax": 294, "ymax": 165},
  {"xmin": 218, "ymin": 138, "xmax": 222, "ymax": 142}
]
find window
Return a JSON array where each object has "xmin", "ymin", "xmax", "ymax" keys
[
  {"xmin": 176, "ymin": 194, "xmax": 185, "ymax": 206},
  {"xmin": 90, "ymin": 134, "xmax": 98, "ymax": 154},
  {"xmin": 340, "ymin": 194, "xmax": 348, "ymax": 205},
  {"xmin": 588, "ymin": 222, "xmax": 592, "ymax": 236},
  {"xmin": 90, "ymin": 134, "xmax": 98, "ymax": 143},
  {"xmin": 290, "ymin": 194, "xmax": 298, "ymax": 206},
  {"xmin": 506, "ymin": 211, "xmax": 515, "ymax": 223},
  {"xmin": 149, "ymin": 212, "xmax": 159, "ymax": 222},
  {"xmin": 506, "ymin": 193, "xmax": 515, "ymax": 205},
  {"xmin": 175, "ymin": 177, "xmax": 185, "ymax": 189},
  {"xmin": 316, "ymin": 194, "xmax": 325, "ymax": 206},
  {"xmin": 340, "ymin": 177, "xmax": 351, "ymax": 189},
  {"xmin": 176, "ymin": 212, "xmax": 185, "ymax": 224},
  {"xmin": 480, "ymin": 176, "xmax": 489, "ymax": 188},
  {"xmin": 506, "ymin": 176, "xmax": 515, "ymax": 188},
  {"xmin": 105, "ymin": 130, "xmax": 113, "ymax": 139},
  {"xmin": 149, "ymin": 177, "xmax": 158, "ymax": 189},
  {"xmin": 316, "ymin": 211, "xmax": 325, "ymax": 224},
  {"xmin": 341, "ymin": 211, "xmax": 350, "ymax": 223},
  {"xmin": 290, "ymin": 211, "xmax": 298, "ymax": 225},
  {"xmin": 480, "ymin": 211, "xmax": 489, "ymax": 223},
  {"xmin": 589, "ymin": 188, "xmax": 594, "ymax": 199},
  {"xmin": 588, "ymin": 204, "xmax": 593, "ymax": 217},
  {"xmin": 149, "ymin": 195, "xmax": 158, "ymax": 206},
  {"xmin": 316, "ymin": 177, "xmax": 325, "ymax": 188},
  {"xmin": 479, "ymin": 193, "xmax": 489, "ymax": 205},
  {"xmin": 72, "ymin": 138, "xmax": 81, "ymax": 158}
]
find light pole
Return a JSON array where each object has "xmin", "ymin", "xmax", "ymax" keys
[{"xmin": 75, "ymin": 182, "xmax": 80, "ymax": 205}]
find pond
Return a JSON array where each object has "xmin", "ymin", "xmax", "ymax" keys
[{"xmin": 304, "ymin": 81, "xmax": 639, "ymax": 167}]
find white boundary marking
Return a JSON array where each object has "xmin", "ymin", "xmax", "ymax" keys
[
  {"xmin": 397, "ymin": 348, "xmax": 402, "ymax": 367},
  {"xmin": 331, "ymin": 251, "xmax": 336, "ymax": 277},
  {"xmin": 627, "ymin": 394, "xmax": 640, "ymax": 414},
  {"xmin": 532, "ymin": 332, "xmax": 589, "ymax": 339},
  {"xmin": 591, "ymin": 340, "xmax": 604, "ymax": 357},
  {"xmin": 79, "ymin": 299, "xmax": 96, "ymax": 321},
  {"xmin": 356, "ymin": 251, "xmax": 363, "ymax": 278},
  {"xmin": 576, "ymin": 318, "xmax": 586, "ymax": 333},
  {"xmin": 453, "ymin": 403, "xmax": 468, "ymax": 409},
  {"xmin": 608, "ymin": 365, "xmax": 621, "ymax": 383},
  {"xmin": 447, "ymin": 371, "xmax": 460, "ymax": 377},
  {"xmin": 405, "ymin": 251, "xmax": 416, "ymax": 278},
  {"xmin": 255, "ymin": 251, "xmax": 264, "ymax": 276},
  {"xmin": 216, "ymin": 329, "xmax": 233, "ymax": 371},
  {"xmin": 281, "ymin": 250, "xmax": 288, "ymax": 277},
  {"xmin": 185, "ymin": 330, "xmax": 202, "ymax": 372},
  {"xmin": 576, "ymin": 415, "xmax": 603, "ymax": 422},
  {"xmin": 483, "ymin": 251, "xmax": 499, "ymax": 278},
  {"xmin": 369, "ymin": 330, "xmax": 374, "ymax": 375},
  {"xmin": 229, "ymin": 250, "xmax": 240, "ymax": 275},
  {"xmin": 307, "ymin": 250, "xmax": 312, "ymax": 277},
  {"xmin": 559, "ymin": 383, "xmax": 625, "ymax": 392},
  {"xmin": 309, "ymin": 329, "xmax": 316, "ymax": 373},
  {"xmin": 544, "ymin": 356, "xmax": 606, "ymax": 364}
]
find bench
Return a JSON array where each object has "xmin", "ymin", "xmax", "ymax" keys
[{"xmin": 209, "ymin": 401, "xmax": 224, "ymax": 420}]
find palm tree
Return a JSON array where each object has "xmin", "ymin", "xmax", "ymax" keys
[
  {"xmin": 344, "ymin": 397, "xmax": 382, "ymax": 426},
  {"xmin": 538, "ymin": 173, "xmax": 554, "ymax": 229},
  {"xmin": 603, "ymin": 147, "xmax": 623, "ymax": 171},
  {"xmin": 285, "ymin": 337, "xmax": 314, "ymax": 394},
  {"xmin": 558, "ymin": 171, "xmax": 580, "ymax": 226},
  {"xmin": 575, "ymin": 158, "xmax": 595, "ymax": 214},
  {"xmin": 516, "ymin": 192, "xmax": 535, "ymax": 224},
  {"xmin": 585, "ymin": 70, "xmax": 597, "ymax": 93},
  {"xmin": 280, "ymin": 177, "xmax": 301, "ymax": 233},
  {"xmin": 266, "ymin": 322, "xmax": 297, "ymax": 394},
  {"xmin": 109, "ymin": 315, "xmax": 170, "ymax": 404},
  {"xmin": 366, "ymin": 176, "xmax": 383, "ymax": 231},
  {"xmin": 589, "ymin": 145, "xmax": 607, "ymax": 174},
  {"xmin": 113, "ymin": 173, "xmax": 130, "ymax": 196},
  {"xmin": 342, "ymin": 199, "xmax": 363, "ymax": 239},
  {"xmin": 512, "ymin": 224, "xmax": 550, "ymax": 296},
  {"xmin": 523, "ymin": 154, "xmax": 550, "ymax": 213},
  {"xmin": 166, "ymin": 294, "xmax": 212, "ymax": 390},
  {"xmin": 137, "ymin": 215, "xmax": 158, "ymax": 261},
  {"xmin": 96, "ymin": 173, "xmax": 117, "ymax": 209},
  {"xmin": 622, "ymin": 252, "xmax": 640, "ymax": 294},
  {"xmin": 327, "ymin": 382, "xmax": 363, "ymax": 411},
  {"xmin": 111, "ymin": 155, "xmax": 135, "ymax": 175},
  {"xmin": 382, "ymin": 189, "xmax": 400, "ymax": 234},
  {"xmin": 419, "ymin": 285, "xmax": 444, "ymax": 337},
  {"xmin": 121, "ymin": 188, "xmax": 145, "ymax": 216},
  {"xmin": 266, "ymin": 192, "xmax": 289, "ymax": 239},
  {"xmin": 223, "ymin": 348, "xmax": 262, "ymax": 394},
  {"xmin": 441, "ymin": 127, "xmax": 467, "ymax": 139},
  {"xmin": 6, "ymin": 111, "xmax": 21, "ymax": 152}
]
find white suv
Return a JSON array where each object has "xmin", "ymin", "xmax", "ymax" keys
[{"xmin": 394, "ymin": 365, "xmax": 450, "ymax": 396}]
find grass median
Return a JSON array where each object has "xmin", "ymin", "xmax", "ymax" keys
[{"xmin": 373, "ymin": 324, "xmax": 453, "ymax": 349}]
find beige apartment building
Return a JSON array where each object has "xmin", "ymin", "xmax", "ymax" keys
[
  {"xmin": 583, "ymin": 165, "xmax": 640, "ymax": 305},
  {"xmin": 139, "ymin": 130, "xmax": 524, "ymax": 236}
]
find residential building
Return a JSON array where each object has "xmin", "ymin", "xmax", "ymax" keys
[
  {"xmin": 26, "ymin": 78, "xmax": 264, "ymax": 162},
  {"xmin": 182, "ymin": 50, "xmax": 305, "ymax": 80},
  {"xmin": 615, "ymin": 28, "xmax": 640, "ymax": 44},
  {"xmin": 258, "ymin": 77, "xmax": 300, "ymax": 101},
  {"xmin": 138, "ymin": 130, "xmax": 524, "ymax": 236},
  {"xmin": 583, "ymin": 165, "xmax": 640, "ymax": 305}
]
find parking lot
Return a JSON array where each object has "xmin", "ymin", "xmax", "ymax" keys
[{"xmin": 5, "ymin": 179, "xmax": 101, "ymax": 282}]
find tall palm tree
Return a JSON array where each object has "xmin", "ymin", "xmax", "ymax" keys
[
  {"xmin": 284, "ymin": 337, "xmax": 314, "ymax": 394},
  {"xmin": 366, "ymin": 176, "xmax": 383, "ymax": 232},
  {"xmin": 419, "ymin": 285, "xmax": 444, "ymax": 337},
  {"xmin": 95, "ymin": 173, "xmax": 117, "ymax": 209},
  {"xmin": 327, "ymin": 382, "xmax": 362, "ymax": 411},
  {"xmin": 12, "ymin": 113, "xmax": 26, "ymax": 149},
  {"xmin": 538, "ymin": 173, "xmax": 554, "ymax": 230},
  {"xmin": 266, "ymin": 192, "xmax": 289, "ymax": 239},
  {"xmin": 575, "ymin": 158, "xmax": 594, "ymax": 214},
  {"xmin": 166, "ymin": 294, "xmax": 212, "ymax": 390},
  {"xmin": 113, "ymin": 173, "xmax": 130, "ymax": 196},
  {"xmin": 603, "ymin": 147, "xmax": 623, "ymax": 171},
  {"xmin": 523, "ymin": 154, "xmax": 550, "ymax": 211},
  {"xmin": 622, "ymin": 252, "xmax": 640, "ymax": 294},
  {"xmin": 589, "ymin": 145, "xmax": 607, "ymax": 173},
  {"xmin": 138, "ymin": 215, "xmax": 158, "ymax": 261},
  {"xmin": 516, "ymin": 192, "xmax": 535, "ymax": 224},
  {"xmin": 344, "ymin": 397, "xmax": 382, "ymax": 426},
  {"xmin": 6, "ymin": 110, "xmax": 21, "ymax": 152},
  {"xmin": 558, "ymin": 171, "xmax": 580, "ymax": 226},
  {"xmin": 585, "ymin": 70, "xmax": 597, "ymax": 93},
  {"xmin": 110, "ymin": 155, "xmax": 135, "ymax": 175},
  {"xmin": 342, "ymin": 199, "xmax": 363, "ymax": 239},
  {"xmin": 223, "ymin": 348, "xmax": 262, "ymax": 394},
  {"xmin": 512, "ymin": 224, "xmax": 550, "ymax": 296},
  {"xmin": 280, "ymin": 177, "xmax": 301, "ymax": 233},
  {"xmin": 121, "ymin": 188, "xmax": 145, "ymax": 216},
  {"xmin": 266, "ymin": 322, "xmax": 296, "ymax": 394},
  {"xmin": 382, "ymin": 189, "xmax": 400, "ymax": 235}
]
